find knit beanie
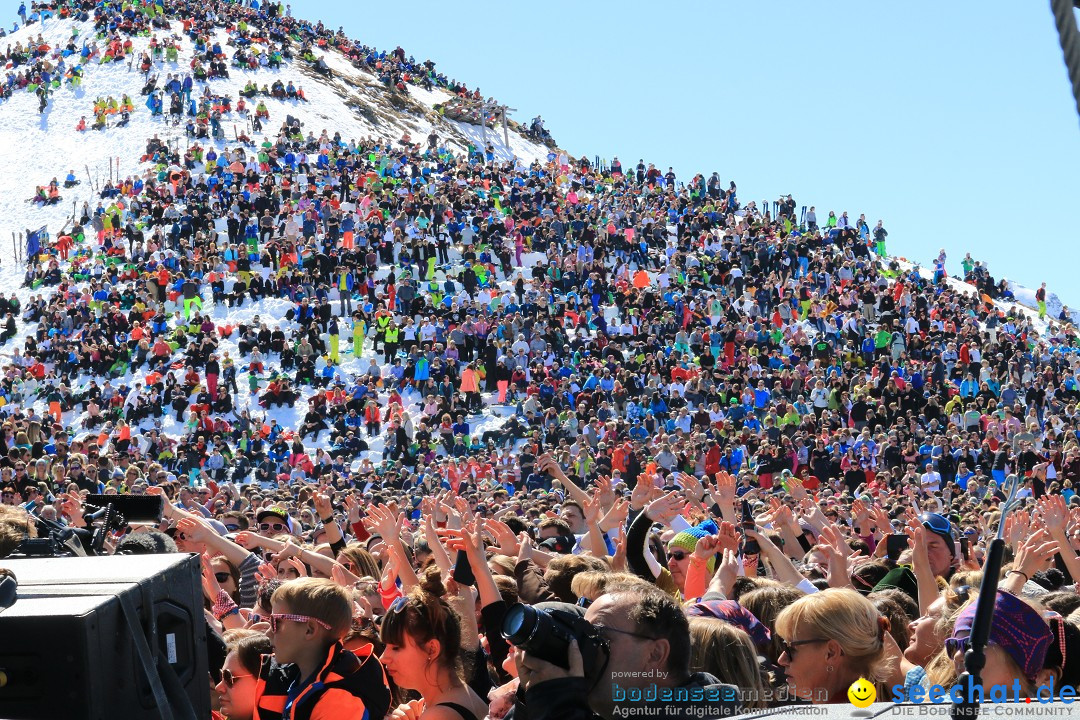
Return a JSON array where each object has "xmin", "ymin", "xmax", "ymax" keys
[{"xmin": 668, "ymin": 519, "xmax": 720, "ymax": 574}]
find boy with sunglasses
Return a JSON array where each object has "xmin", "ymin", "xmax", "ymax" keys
[
  {"xmin": 255, "ymin": 506, "xmax": 292, "ymax": 537},
  {"xmin": 254, "ymin": 577, "xmax": 390, "ymax": 720}
]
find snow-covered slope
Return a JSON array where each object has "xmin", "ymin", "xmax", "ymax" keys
[
  {"xmin": 0, "ymin": 14, "xmax": 549, "ymax": 271},
  {"xmin": 0, "ymin": 13, "xmax": 553, "ymax": 460}
]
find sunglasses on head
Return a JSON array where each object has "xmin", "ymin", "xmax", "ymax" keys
[{"xmin": 220, "ymin": 668, "xmax": 252, "ymax": 687}]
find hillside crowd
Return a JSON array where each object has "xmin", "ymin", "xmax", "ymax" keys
[{"xmin": 2, "ymin": 1, "xmax": 1080, "ymax": 719}]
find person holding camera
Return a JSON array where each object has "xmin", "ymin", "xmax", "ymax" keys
[{"xmin": 510, "ymin": 580, "xmax": 740, "ymax": 719}]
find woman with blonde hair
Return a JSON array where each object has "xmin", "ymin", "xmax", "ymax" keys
[
  {"xmin": 688, "ymin": 618, "xmax": 768, "ymax": 708},
  {"xmin": 775, "ymin": 588, "xmax": 893, "ymax": 703}
]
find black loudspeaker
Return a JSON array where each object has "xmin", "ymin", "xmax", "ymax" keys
[{"xmin": 0, "ymin": 553, "xmax": 209, "ymax": 720}]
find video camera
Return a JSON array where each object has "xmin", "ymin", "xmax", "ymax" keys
[
  {"xmin": 83, "ymin": 494, "xmax": 165, "ymax": 555},
  {"xmin": 12, "ymin": 495, "xmax": 164, "ymax": 558},
  {"xmin": 502, "ymin": 602, "xmax": 608, "ymax": 686}
]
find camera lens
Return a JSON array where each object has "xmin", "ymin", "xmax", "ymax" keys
[
  {"xmin": 502, "ymin": 603, "xmax": 541, "ymax": 646},
  {"xmin": 503, "ymin": 604, "xmax": 584, "ymax": 669}
]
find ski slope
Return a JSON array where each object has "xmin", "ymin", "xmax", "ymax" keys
[
  {"xmin": 0, "ymin": 14, "xmax": 551, "ymax": 463},
  {"xmin": 0, "ymin": 14, "xmax": 549, "ymax": 270}
]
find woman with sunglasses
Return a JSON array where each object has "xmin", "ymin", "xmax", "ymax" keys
[
  {"xmin": 211, "ymin": 555, "xmax": 242, "ymax": 605},
  {"xmin": 214, "ymin": 631, "xmax": 271, "ymax": 720},
  {"xmin": 775, "ymin": 588, "xmax": 893, "ymax": 703}
]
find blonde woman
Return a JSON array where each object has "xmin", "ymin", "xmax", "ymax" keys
[
  {"xmin": 688, "ymin": 618, "xmax": 768, "ymax": 708},
  {"xmin": 775, "ymin": 588, "xmax": 893, "ymax": 703}
]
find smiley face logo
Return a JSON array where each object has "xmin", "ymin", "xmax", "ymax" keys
[{"xmin": 848, "ymin": 677, "xmax": 876, "ymax": 708}]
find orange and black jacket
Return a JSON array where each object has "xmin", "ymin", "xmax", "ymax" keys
[{"xmin": 253, "ymin": 641, "xmax": 391, "ymax": 720}]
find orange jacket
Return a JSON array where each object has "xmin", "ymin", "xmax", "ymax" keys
[
  {"xmin": 253, "ymin": 642, "xmax": 390, "ymax": 720},
  {"xmin": 460, "ymin": 367, "xmax": 480, "ymax": 393}
]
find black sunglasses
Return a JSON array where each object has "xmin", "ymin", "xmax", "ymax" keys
[
  {"xmin": 214, "ymin": 572, "xmax": 232, "ymax": 584},
  {"xmin": 779, "ymin": 637, "xmax": 828, "ymax": 659}
]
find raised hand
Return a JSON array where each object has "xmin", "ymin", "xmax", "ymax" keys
[
  {"xmin": 234, "ymin": 531, "xmax": 262, "ymax": 550},
  {"xmin": 714, "ymin": 470, "xmax": 736, "ymax": 505},
  {"xmin": 453, "ymin": 496, "xmax": 476, "ymax": 524},
  {"xmin": 330, "ymin": 562, "xmax": 361, "ymax": 588},
  {"xmin": 1013, "ymin": 529, "xmax": 1059, "ymax": 579},
  {"xmin": 313, "ymin": 493, "xmax": 333, "ymax": 521},
  {"xmin": 271, "ymin": 539, "xmax": 301, "ymax": 564},
  {"xmin": 284, "ymin": 556, "xmax": 308, "ymax": 578},
  {"xmin": 818, "ymin": 523, "xmax": 852, "ymax": 559},
  {"xmin": 598, "ymin": 498, "xmax": 629, "ymax": 533},
  {"xmin": 714, "ymin": 548, "xmax": 738, "ymax": 598},
  {"xmin": 611, "ymin": 525, "xmax": 627, "ymax": 571},
  {"xmin": 536, "ymin": 453, "xmax": 569, "ymax": 482},
  {"xmin": 517, "ymin": 532, "xmax": 534, "ymax": 565},
  {"xmin": 787, "ymin": 475, "xmax": 807, "ymax": 502},
  {"xmin": 717, "ymin": 520, "xmax": 740, "ymax": 554},
  {"xmin": 256, "ymin": 561, "xmax": 278, "ymax": 584},
  {"xmin": 644, "ymin": 491, "xmax": 684, "ymax": 526},
  {"xmin": 815, "ymin": 536, "xmax": 852, "ymax": 589},
  {"xmin": 852, "ymin": 499, "xmax": 870, "ymax": 528},
  {"xmin": 693, "ymin": 534, "xmax": 720, "ymax": 560},
  {"xmin": 200, "ymin": 553, "xmax": 222, "ymax": 602},
  {"xmin": 1038, "ymin": 495, "xmax": 1069, "ymax": 535},
  {"xmin": 483, "ymin": 518, "xmax": 521, "ymax": 556},
  {"xmin": 679, "ymin": 472, "xmax": 705, "ymax": 505},
  {"xmin": 582, "ymin": 491, "xmax": 603, "ymax": 527},
  {"xmin": 177, "ymin": 516, "xmax": 213, "ymax": 543},
  {"xmin": 61, "ymin": 492, "xmax": 84, "ymax": 525},
  {"xmin": 595, "ymin": 475, "xmax": 617, "ymax": 512},
  {"xmin": 870, "ymin": 505, "xmax": 892, "ymax": 534},
  {"xmin": 799, "ymin": 498, "xmax": 828, "ymax": 531},
  {"xmin": 366, "ymin": 504, "xmax": 403, "ymax": 542},
  {"xmin": 904, "ymin": 523, "xmax": 933, "ymax": 575},
  {"xmin": 343, "ymin": 495, "xmax": 362, "ymax": 524},
  {"xmin": 630, "ymin": 478, "xmax": 653, "ymax": 511}
]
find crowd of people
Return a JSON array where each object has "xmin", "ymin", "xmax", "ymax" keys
[{"xmin": 1, "ymin": 0, "xmax": 1080, "ymax": 719}]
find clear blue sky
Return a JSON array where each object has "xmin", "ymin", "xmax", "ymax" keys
[{"xmin": 293, "ymin": 0, "xmax": 1080, "ymax": 305}]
